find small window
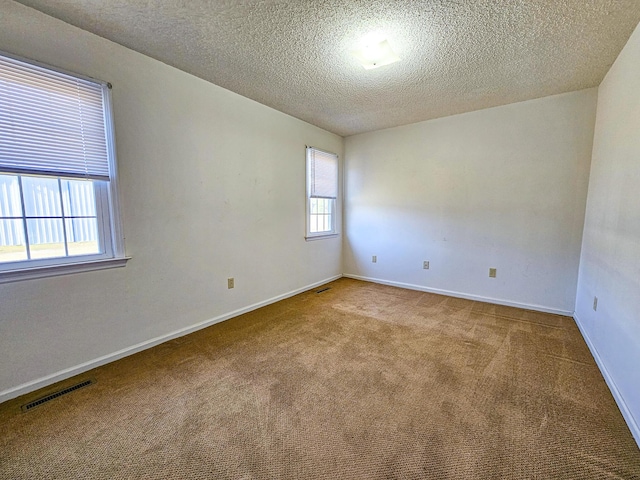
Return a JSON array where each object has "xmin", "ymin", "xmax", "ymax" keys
[
  {"xmin": 306, "ymin": 147, "xmax": 338, "ymax": 238},
  {"xmin": 0, "ymin": 52, "xmax": 125, "ymax": 282}
]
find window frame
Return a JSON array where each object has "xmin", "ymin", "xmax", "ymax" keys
[
  {"xmin": 0, "ymin": 51, "xmax": 127, "ymax": 283},
  {"xmin": 305, "ymin": 146, "xmax": 339, "ymax": 240}
]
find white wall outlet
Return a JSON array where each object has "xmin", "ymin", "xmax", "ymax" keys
[
  {"xmin": 228, "ymin": 277, "xmax": 234, "ymax": 289},
  {"xmin": 372, "ymin": 255, "xmax": 377, "ymax": 263},
  {"xmin": 489, "ymin": 268, "xmax": 497, "ymax": 278},
  {"xmin": 593, "ymin": 296, "xmax": 598, "ymax": 311},
  {"xmin": 423, "ymin": 261, "xmax": 429, "ymax": 269}
]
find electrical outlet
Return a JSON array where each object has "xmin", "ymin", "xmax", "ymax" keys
[
  {"xmin": 227, "ymin": 277, "xmax": 234, "ymax": 289},
  {"xmin": 423, "ymin": 261, "xmax": 429, "ymax": 270},
  {"xmin": 593, "ymin": 296, "xmax": 598, "ymax": 311},
  {"xmin": 372, "ymin": 255, "xmax": 377, "ymax": 263},
  {"xmin": 489, "ymin": 268, "xmax": 497, "ymax": 278}
]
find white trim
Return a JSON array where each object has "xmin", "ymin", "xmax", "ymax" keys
[
  {"xmin": 0, "ymin": 274, "xmax": 342, "ymax": 403},
  {"xmin": 573, "ymin": 313, "xmax": 640, "ymax": 448},
  {"xmin": 0, "ymin": 256, "xmax": 130, "ymax": 284},
  {"xmin": 305, "ymin": 145, "xmax": 339, "ymax": 158},
  {"xmin": 305, "ymin": 233, "xmax": 339, "ymax": 241},
  {"xmin": 343, "ymin": 274, "xmax": 573, "ymax": 316},
  {"xmin": 102, "ymin": 84, "xmax": 126, "ymax": 258}
]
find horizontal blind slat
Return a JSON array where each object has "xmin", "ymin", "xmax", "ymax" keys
[
  {"xmin": 0, "ymin": 96, "xmax": 105, "ymax": 120},
  {"xmin": 308, "ymin": 147, "xmax": 338, "ymax": 199},
  {"xmin": 0, "ymin": 54, "xmax": 109, "ymax": 179},
  {"xmin": 0, "ymin": 58, "xmax": 102, "ymax": 92},
  {"xmin": 0, "ymin": 129, "xmax": 107, "ymax": 150},
  {"xmin": 0, "ymin": 166, "xmax": 109, "ymax": 181}
]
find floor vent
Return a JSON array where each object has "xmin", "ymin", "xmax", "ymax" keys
[
  {"xmin": 21, "ymin": 379, "xmax": 94, "ymax": 412},
  {"xmin": 316, "ymin": 287, "xmax": 331, "ymax": 294}
]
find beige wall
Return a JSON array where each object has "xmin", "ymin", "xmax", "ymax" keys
[
  {"xmin": 575, "ymin": 22, "xmax": 640, "ymax": 443},
  {"xmin": 344, "ymin": 89, "xmax": 596, "ymax": 313},
  {"xmin": 2, "ymin": 3, "xmax": 638, "ymax": 450},
  {"xmin": 0, "ymin": 1, "xmax": 342, "ymax": 399}
]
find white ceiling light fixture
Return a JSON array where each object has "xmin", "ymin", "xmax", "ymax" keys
[{"xmin": 351, "ymin": 33, "xmax": 401, "ymax": 70}]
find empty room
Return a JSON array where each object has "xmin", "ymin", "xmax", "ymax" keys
[{"xmin": 1, "ymin": 0, "xmax": 639, "ymax": 478}]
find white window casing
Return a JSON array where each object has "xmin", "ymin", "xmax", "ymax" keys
[
  {"xmin": 0, "ymin": 51, "xmax": 127, "ymax": 283},
  {"xmin": 306, "ymin": 146, "xmax": 338, "ymax": 239}
]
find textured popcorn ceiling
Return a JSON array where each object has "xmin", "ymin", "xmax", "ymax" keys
[{"xmin": 13, "ymin": 0, "xmax": 640, "ymax": 136}]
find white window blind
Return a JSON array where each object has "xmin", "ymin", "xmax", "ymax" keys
[
  {"xmin": 307, "ymin": 147, "xmax": 338, "ymax": 199},
  {"xmin": 0, "ymin": 54, "xmax": 110, "ymax": 180}
]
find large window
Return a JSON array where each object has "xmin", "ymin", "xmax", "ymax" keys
[
  {"xmin": 0, "ymin": 52, "xmax": 125, "ymax": 282},
  {"xmin": 306, "ymin": 147, "xmax": 338, "ymax": 238}
]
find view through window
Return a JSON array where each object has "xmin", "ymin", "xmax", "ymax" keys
[
  {"xmin": 0, "ymin": 51, "xmax": 124, "ymax": 278},
  {"xmin": 306, "ymin": 147, "xmax": 338, "ymax": 238}
]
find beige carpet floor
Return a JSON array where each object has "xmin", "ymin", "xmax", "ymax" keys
[{"xmin": 1, "ymin": 278, "xmax": 639, "ymax": 479}]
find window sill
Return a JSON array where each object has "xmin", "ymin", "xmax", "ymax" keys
[
  {"xmin": 305, "ymin": 233, "xmax": 339, "ymax": 241},
  {"xmin": 0, "ymin": 256, "xmax": 130, "ymax": 284}
]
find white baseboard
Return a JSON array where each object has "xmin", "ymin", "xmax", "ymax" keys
[
  {"xmin": 343, "ymin": 274, "xmax": 573, "ymax": 316},
  {"xmin": 0, "ymin": 274, "xmax": 342, "ymax": 404},
  {"xmin": 573, "ymin": 313, "xmax": 640, "ymax": 448}
]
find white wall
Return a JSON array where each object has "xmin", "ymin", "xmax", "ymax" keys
[
  {"xmin": 574, "ymin": 22, "xmax": 640, "ymax": 443},
  {"xmin": 0, "ymin": 1, "xmax": 342, "ymax": 400},
  {"xmin": 344, "ymin": 89, "xmax": 597, "ymax": 313}
]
